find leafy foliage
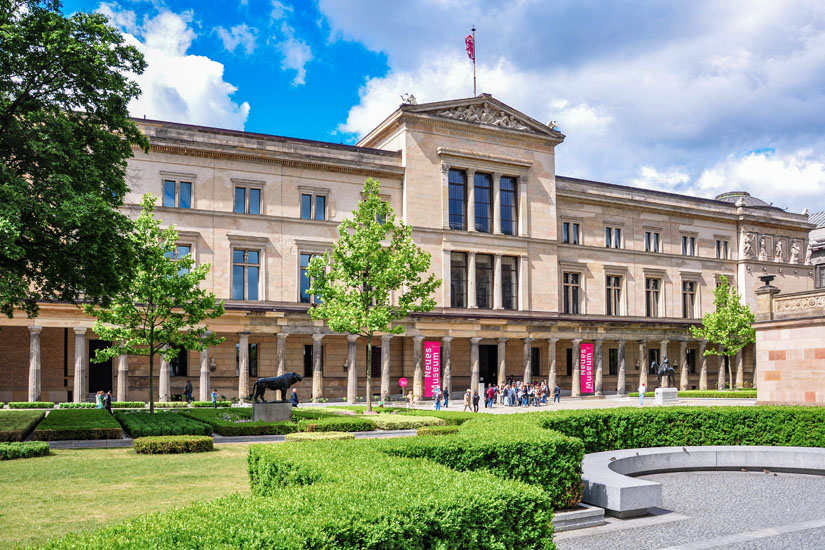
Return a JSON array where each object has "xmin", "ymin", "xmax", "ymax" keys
[
  {"xmin": 6, "ymin": 401, "xmax": 53, "ymax": 408},
  {"xmin": 297, "ymin": 416, "xmax": 376, "ymax": 433},
  {"xmin": 306, "ymin": 178, "xmax": 440, "ymax": 409},
  {"xmin": 416, "ymin": 425, "xmax": 460, "ymax": 436},
  {"xmin": 114, "ymin": 411, "xmax": 212, "ymax": 438},
  {"xmin": 370, "ymin": 414, "xmax": 445, "ymax": 430},
  {"xmin": 133, "ymin": 435, "xmax": 213, "ymax": 454},
  {"xmin": 0, "ymin": 441, "xmax": 49, "ymax": 460},
  {"xmin": 690, "ymin": 275, "xmax": 756, "ymax": 359},
  {"xmin": 0, "ymin": 0, "xmax": 148, "ymax": 317},
  {"xmin": 284, "ymin": 431, "xmax": 355, "ymax": 442},
  {"xmin": 32, "ymin": 409, "xmax": 122, "ymax": 440},
  {"xmin": 0, "ymin": 410, "xmax": 44, "ymax": 441},
  {"xmin": 84, "ymin": 194, "xmax": 224, "ymax": 413}
]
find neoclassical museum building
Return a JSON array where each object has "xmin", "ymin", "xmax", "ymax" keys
[{"xmin": 0, "ymin": 95, "xmax": 817, "ymax": 403}]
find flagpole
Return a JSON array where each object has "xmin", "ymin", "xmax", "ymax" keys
[{"xmin": 472, "ymin": 25, "xmax": 476, "ymax": 96}]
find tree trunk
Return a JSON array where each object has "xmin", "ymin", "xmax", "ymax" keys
[
  {"xmin": 366, "ymin": 334, "xmax": 373, "ymax": 413},
  {"xmin": 148, "ymin": 350, "xmax": 155, "ymax": 414}
]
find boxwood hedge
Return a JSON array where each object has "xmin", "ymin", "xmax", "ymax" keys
[
  {"xmin": 115, "ymin": 411, "xmax": 213, "ymax": 438},
  {"xmin": 284, "ymin": 431, "xmax": 355, "ymax": 442},
  {"xmin": 179, "ymin": 408, "xmax": 298, "ymax": 436},
  {"xmin": 112, "ymin": 402, "xmax": 146, "ymax": 409},
  {"xmin": 297, "ymin": 416, "xmax": 376, "ymax": 433},
  {"xmin": 31, "ymin": 410, "xmax": 123, "ymax": 441},
  {"xmin": 153, "ymin": 402, "xmax": 189, "ymax": 409},
  {"xmin": 7, "ymin": 401, "xmax": 54, "ymax": 409},
  {"xmin": 370, "ymin": 414, "xmax": 445, "ymax": 430},
  {"xmin": 133, "ymin": 435, "xmax": 214, "ymax": 454},
  {"xmin": 628, "ymin": 390, "xmax": 757, "ymax": 398},
  {"xmin": 191, "ymin": 401, "xmax": 231, "ymax": 407},
  {"xmin": 58, "ymin": 403, "xmax": 96, "ymax": 409},
  {"xmin": 417, "ymin": 425, "xmax": 460, "ymax": 436},
  {"xmin": 0, "ymin": 441, "xmax": 50, "ymax": 460},
  {"xmin": 0, "ymin": 410, "xmax": 45, "ymax": 441}
]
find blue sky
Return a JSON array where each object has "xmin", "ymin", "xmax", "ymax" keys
[{"xmin": 61, "ymin": 0, "xmax": 825, "ymax": 212}]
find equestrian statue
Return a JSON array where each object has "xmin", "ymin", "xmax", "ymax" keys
[
  {"xmin": 250, "ymin": 372, "xmax": 303, "ymax": 403},
  {"xmin": 656, "ymin": 357, "xmax": 676, "ymax": 388}
]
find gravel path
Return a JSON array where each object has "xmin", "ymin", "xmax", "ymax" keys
[{"xmin": 556, "ymin": 471, "xmax": 825, "ymax": 549}]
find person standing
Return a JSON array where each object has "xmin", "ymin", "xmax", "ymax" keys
[
  {"xmin": 553, "ymin": 384, "xmax": 561, "ymax": 404},
  {"xmin": 290, "ymin": 388, "xmax": 300, "ymax": 407},
  {"xmin": 406, "ymin": 391, "xmax": 413, "ymax": 408},
  {"xmin": 184, "ymin": 380, "xmax": 193, "ymax": 404},
  {"xmin": 211, "ymin": 389, "xmax": 218, "ymax": 408},
  {"xmin": 103, "ymin": 391, "xmax": 112, "ymax": 415},
  {"xmin": 95, "ymin": 390, "xmax": 104, "ymax": 409},
  {"xmin": 443, "ymin": 387, "xmax": 449, "ymax": 408},
  {"xmin": 638, "ymin": 383, "xmax": 646, "ymax": 406},
  {"xmin": 463, "ymin": 389, "xmax": 472, "ymax": 412},
  {"xmin": 434, "ymin": 388, "xmax": 442, "ymax": 411},
  {"xmin": 486, "ymin": 385, "xmax": 495, "ymax": 408},
  {"xmin": 472, "ymin": 390, "xmax": 480, "ymax": 412}
]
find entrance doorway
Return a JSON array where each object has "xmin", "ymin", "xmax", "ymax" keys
[
  {"xmin": 479, "ymin": 344, "xmax": 498, "ymax": 385},
  {"xmin": 88, "ymin": 340, "xmax": 113, "ymax": 394}
]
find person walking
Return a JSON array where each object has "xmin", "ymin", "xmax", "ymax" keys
[
  {"xmin": 486, "ymin": 385, "xmax": 495, "ymax": 408},
  {"xmin": 406, "ymin": 391, "xmax": 413, "ymax": 408},
  {"xmin": 443, "ymin": 387, "xmax": 449, "ymax": 408},
  {"xmin": 184, "ymin": 380, "xmax": 193, "ymax": 404},
  {"xmin": 553, "ymin": 384, "xmax": 561, "ymax": 404},
  {"xmin": 463, "ymin": 389, "xmax": 472, "ymax": 412},
  {"xmin": 638, "ymin": 383, "xmax": 646, "ymax": 406},
  {"xmin": 95, "ymin": 390, "xmax": 104, "ymax": 409},
  {"xmin": 434, "ymin": 388, "xmax": 442, "ymax": 411},
  {"xmin": 211, "ymin": 389, "xmax": 218, "ymax": 408},
  {"xmin": 472, "ymin": 390, "xmax": 480, "ymax": 412},
  {"xmin": 290, "ymin": 388, "xmax": 300, "ymax": 407},
  {"xmin": 103, "ymin": 391, "xmax": 112, "ymax": 415}
]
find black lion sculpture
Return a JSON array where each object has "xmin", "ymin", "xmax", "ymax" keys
[{"xmin": 251, "ymin": 372, "xmax": 303, "ymax": 403}]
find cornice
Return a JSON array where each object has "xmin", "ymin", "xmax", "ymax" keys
[{"xmin": 436, "ymin": 146, "xmax": 533, "ymax": 169}]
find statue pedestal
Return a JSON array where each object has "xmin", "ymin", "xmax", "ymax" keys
[
  {"xmin": 654, "ymin": 387, "xmax": 678, "ymax": 405},
  {"xmin": 252, "ymin": 402, "xmax": 293, "ymax": 422}
]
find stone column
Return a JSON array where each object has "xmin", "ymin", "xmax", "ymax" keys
[
  {"xmin": 522, "ymin": 337, "xmax": 534, "ymax": 384},
  {"xmin": 159, "ymin": 347, "xmax": 171, "ymax": 403},
  {"xmin": 118, "ymin": 354, "xmax": 130, "ymax": 402},
  {"xmin": 275, "ymin": 332, "xmax": 287, "ymax": 401},
  {"xmin": 698, "ymin": 340, "xmax": 708, "ymax": 390},
  {"xmin": 468, "ymin": 252, "xmax": 477, "ymax": 308},
  {"xmin": 442, "ymin": 336, "xmax": 453, "ymax": 397},
  {"xmin": 751, "ymin": 346, "xmax": 758, "ymax": 390},
  {"xmin": 73, "ymin": 327, "xmax": 87, "ymax": 402},
  {"xmin": 412, "ymin": 335, "xmax": 425, "ymax": 401},
  {"xmin": 237, "ymin": 332, "xmax": 250, "ymax": 402},
  {"xmin": 466, "ymin": 169, "xmax": 476, "ymax": 232},
  {"xmin": 311, "ymin": 333, "xmax": 324, "ymax": 402},
  {"xmin": 381, "ymin": 334, "xmax": 392, "ymax": 400},
  {"xmin": 493, "ymin": 254, "xmax": 502, "ymax": 309},
  {"xmin": 617, "ymin": 340, "xmax": 627, "ymax": 395},
  {"xmin": 493, "ymin": 172, "xmax": 502, "ymax": 234},
  {"xmin": 594, "ymin": 338, "xmax": 604, "ymax": 396},
  {"xmin": 346, "ymin": 334, "xmax": 358, "ymax": 403},
  {"xmin": 470, "ymin": 337, "xmax": 481, "ymax": 391},
  {"xmin": 28, "ymin": 326, "xmax": 42, "ymax": 402},
  {"xmin": 497, "ymin": 337, "xmax": 507, "ymax": 386},
  {"xmin": 660, "ymin": 339, "xmax": 670, "ymax": 366},
  {"xmin": 442, "ymin": 249, "xmax": 451, "ymax": 306},
  {"xmin": 517, "ymin": 175, "xmax": 528, "ymax": 236},
  {"xmin": 638, "ymin": 339, "xmax": 648, "ymax": 388},
  {"xmin": 548, "ymin": 338, "xmax": 558, "ymax": 389},
  {"xmin": 717, "ymin": 345, "xmax": 726, "ymax": 390},
  {"xmin": 572, "ymin": 338, "xmax": 582, "ymax": 397},
  {"xmin": 735, "ymin": 350, "xmax": 744, "ymax": 389},
  {"xmin": 679, "ymin": 340, "xmax": 689, "ymax": 391}
]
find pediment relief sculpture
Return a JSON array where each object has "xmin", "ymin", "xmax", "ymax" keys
[{"xmin": 437, "ymin": 102, "xmax": 534, "ymax": 132}]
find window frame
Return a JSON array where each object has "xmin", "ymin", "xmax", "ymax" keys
[
  {"xmin": 501, "ymin": 255, "xmax": 518, "ymax": 310},
  {"xmin": 450, "ymin": 251, "xmax": 468, "ymax": 308},
  {"xmin": 448, "ymin": 169, "xmax": 467, "ymax": 231},
  {"xmin": 160, "ymin": 172, "xmax": 195, "ymax": 209},
  {"xmin": 236, "ymin": 342, "xmax": 258, "ymax": 378},
  {"xmin": 605, "ymin": 274, "xmax": 623, "ymax": 316},
  {"xmin": 499, "ymin": 175, "xmax": 518, "ymax": 236},
  {"xmin": 233, "ymin": 181, "xmax": 263, "ymax": 215},
  {"xmin": 715, "ymin": 238, "xmax": 730, "ymax": 260},
  {"xmin": 231, "ymin": 248, "xmax": 261, "ymax": 301},
  {"xmin": 682, "ymin": 279, "xmax": 697, "ymax": 319},
  {"xmin": 608, "ymin": 348, "xmax": 618, "ymax": 376},
  {"xmin": 645, "ymin": 277, "xmax": 662, "ymax": 318},
  {"xmin": 561, "ymin": 220, "xmax": 582, "ymax": 245},
  {"xmin": 298, "ymin": 186, "xmax": 329, "ymax": 221},
  {"xmin": 473, "ymin": 172, "xmax": 493, "ymax": 233},
  {"xmin": 562, "ymin": 271, "xmax": 581, "ymax": 314},
  {"xmin": 604, "ymin": 225, "xmax": 623, "ymax": 249},
  {"xmin": 645, "ymin": 230, "xmax": 661, "ymax": 253},
  {"xmin": 475, "ymin": 253, "xmax": 494, "ymax": 309},
  {"xmin": 681, "ymin": 234, "xmax": 697, "ymax": 257}
]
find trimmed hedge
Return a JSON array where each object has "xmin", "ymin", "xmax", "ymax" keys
[
  {"xmin": 540, "ymin": 406, "xmax": 825, "ymax": 454},
  {"xmin": 153, "ymin": 402, "xmax": 190, "ymax": 408},
  {"xmin": 291, "ymin": 408, "xmax": 343, "ymax": 420},
  {"xmin": 133, "ymin": 435, "xmax": 214, "ymax": 454},
  {"xmin": 284, "ymin": 431, "xmax": 355, "ymax": 442},
  {"xmin": 191, "ymin": 401, "xmax": 231, "ymax": 408},
  {"xmin": 32, "ymin": 410, "xmax": 123, "ymax": 441},
  {"xmin": 297, "ymin": 416, "xmax": 376, "ymax": 433},
  {"xmin": 115, "ymin": 411, "xmax": 213, "ymax": 438},
  {"xmin": 179, "ymin": 408, "xmax": 297, "ymax": 436},
  {"xmin": 0, "ymin": 411, "xmax": 45, "ymax": 442},
  {"xmin": 628, "ymin": 390, "xmax": 757, "ymax": 398},
  {"xmin": 58, "ymin": 403, "xmax": 96, "ymax": 409},
  {"xmin": 371, "ymin": 414, "xmax": 445, "ymax": 430},
  {"xmin": 112, "ymin": 402, "xmax": 146, "ymax": 409},
  {"xmin": 7, "ymin": 401, "xmax": 54, "ymax": 409},
  {"xmin": 417, "ymin": 425, "xmax": 460, "ymax": 436},
  {"xmin": 323, "ymin": 406, "xmax": 476, "ymax": 425},
  {"xmin": 0, "ymin": 441, "xmax": 50, "ymax": 460}
]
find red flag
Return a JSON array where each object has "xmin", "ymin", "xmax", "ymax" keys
[{"xmin": 465, "ymin": 34, "xmax": 475, "ymax": 61}]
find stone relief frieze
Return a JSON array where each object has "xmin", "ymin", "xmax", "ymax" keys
[
  {"xmin": 437, "ymin": 102, "xmax": 534, "ymax": 132},
  {"xmin": 774, "ymin": 295, "xmax": 825, "ymax": 313}
]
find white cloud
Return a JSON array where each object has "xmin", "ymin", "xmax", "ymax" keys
[
  {"xmin": 100, "ymin": 5, "xmax": 250, "ymax": 130},
  {"xmin": 630, "ymin": 166, "xmax": 691, "ymax": 191},
  {"xmin": 268, "ymin": 3, "xmax": 313, "ymax": 86},
  {"xmin": 215, "ymin": 23, "xmax": 258, "ymax": 55},
  {"xmin": 270, "ymin": 0, "xmax": 292, "ymax": 22}
]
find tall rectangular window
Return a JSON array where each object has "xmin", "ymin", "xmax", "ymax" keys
[
  {"xmin": 474, "ymin": 172, "xmax": 492, "ymax": 233},
  {"xmin": 682, "ymin": 235, "xmax": 696, "ymax": 256},
  {"xmin": 501, "ymin": 256, "xmax": 518, "ymax": 310},
  {"xmin": 475, "ymin": 253, "xmax": 493, "ymax": 308},
  {"xmin": 450, "ymin": 252, "xmax": 467, "ymax": 308},
  {"xmin": 236, "ymin": 343, "xmax": 258, "ymax": 378},
  {"xmin": 686, "ymin": 349, "xmax": 696, "ymax": 375},
  {"xmin": 315, "ymin": 195, "xmax": 326, "ymax": 221},
  {"xmin": 249, "ymin": 189, "xmax": 261, "ymax": 215},
  {"xmin": 234, "ymin": 187, "xmax": 262, "ymax": 215},
  {"xmin": 604, "ymin": 227, "xmax": 622, "ymax": 248},
  {"xmin": 164, "ymin": 244, "xmax": 191, "ymax": 276},
  {"xmin": 500, "ymin": 176, "xmax": 517, "ymax": 235},
  {"xmin": 234, "ymin": 187, "xmax": 246, "ymax": 213},
  {"xmin": 563, "ymin": 272, "xmax": 580, "ymax": 314},
  {"xmin": 232, "ymin": 249, "xmax": 259, "ymax": 301},
  {"xmin": 303, "ymin": 344, "xmax": 324, "ymax": 377},
  {"xmin": 645, "ymin": 278, "xmax": 660, "ymax": 318},
  {"xmin": 299, "ymin": 253, "xmax": 319, "ymax": 304},
  {"xmin": 682, "ymin": 280, "xmax": 696, "ymax": 319},
  {"xmin": 163, "ymin": 180, "xmax": 191, "ymax": 208},
  {"xmin": 562, "ymin": 222, "xmax": 580, "ymax": 244},
  {"xmin": 645, "ymin": 231, "xmax": 660, "ymax": 252},
  {"xmin": 606, "ymin": 275, "xmax": 622, "ymax": 316},
  {"xmin": 716, "ymin": 239, "xmax": 729, "ymax": 259},
  {"xmin": 608, "ymin": 348, "xmax": 618, "ymax": 376},
  {"xmin": 531, "ymin": 347, "xmax": 540, "ymax": 377},
  {"xmin": 301, "ymin": 194, "xmax": 312, "ymax": 219},
  {"xmin": 448, "ymin": 169, "xmax": 466, "ymax": 230}
]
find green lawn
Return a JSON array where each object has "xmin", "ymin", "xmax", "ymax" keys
[{"xmin": 0, "ymin": 445, "xmax": 252, "ymax": 548}]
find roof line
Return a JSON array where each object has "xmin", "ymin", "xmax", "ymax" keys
[{"xmin": 133, "ymin": 118, "xmax": 401, "ymax": 157}]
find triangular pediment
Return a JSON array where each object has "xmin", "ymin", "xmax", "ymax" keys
[{"xmin": 400, "ymin": 95, "xmax": 564, "ymax": 140}]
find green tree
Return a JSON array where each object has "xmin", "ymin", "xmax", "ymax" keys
[
  {"xmin": 1, "ymin": 0, "xmax": 148, "ymax": 318},
  {"xmin": 84, "ymin": 194, "xmax": 224, "ymax": 412},
  {"xmin": 689, "ymin": 275, "xmax": 755, "ymax": 389},
  {"xmin": 307, "ymin": 178, "xmax": 441, "ymax": 411}
]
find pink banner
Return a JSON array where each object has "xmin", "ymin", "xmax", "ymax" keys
[
  {"xmin": 580, "ymin": 343, "xmax": 594, "ymax": 394},
  {"xmin": 424, "ymin": 342, "xmax": 441, "ymax": 398}
]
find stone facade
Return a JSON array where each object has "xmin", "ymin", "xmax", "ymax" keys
[{"xmin": 0, "ymin": 95, "xmax": 815, "ymax": 403}]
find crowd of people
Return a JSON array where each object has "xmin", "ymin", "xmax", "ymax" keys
[{"xmin": 429, "ymin": 378, "xmax": 563, "ymax": 412}]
